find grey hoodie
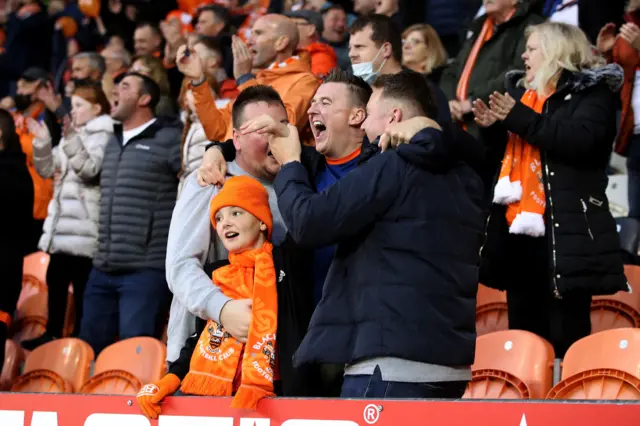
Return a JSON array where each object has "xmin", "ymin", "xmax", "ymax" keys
[{"xmin": 165, "ymin": 161, "xmax": 286, "ymax": 362}]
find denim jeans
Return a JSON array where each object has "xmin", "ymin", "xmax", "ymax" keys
[
  {"xmin": 340, "ymin": 366, "xmax": 468, "ymax": 399},
  {"xmin": 79, "ymin": 268, "xmax": 171, "ymax": 355}
]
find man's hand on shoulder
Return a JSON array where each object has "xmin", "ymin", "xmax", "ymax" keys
[
  {"xmin": 378, "ymin": 116, "xmax": 442, "ymax": 152},
  {"xmin": 197, "ymin": 147, "xmax": 227, "ymax": 187}
]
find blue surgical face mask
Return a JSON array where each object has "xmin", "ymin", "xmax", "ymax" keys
[{"xmin": 352, "ymin": 47, "xmax": 387, "ymax": 84}]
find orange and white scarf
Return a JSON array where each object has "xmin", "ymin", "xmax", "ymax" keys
[
  {"xmin": 493, "ymin": 89, "xmax": 552, "ymax": 237},
  {"xmin": 180, "ymin": 242, "xmax": 277, "ymax": 409}
]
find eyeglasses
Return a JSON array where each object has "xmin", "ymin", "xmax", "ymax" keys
[{"xmin": 402, "ymin": 38, "xmax": 425, "ymax": 47}]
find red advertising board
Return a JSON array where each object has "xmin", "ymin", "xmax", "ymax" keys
[{"xmin": 1, "ymin": 394, "xmax": 640, "ymax": 426}]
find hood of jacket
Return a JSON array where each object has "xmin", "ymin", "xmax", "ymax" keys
[
  {"xmin": 84, "ymin": 114, "xmax": 114, "ymax": 134},
  {"xmin": 256, "ymin": 56, "xmax": 314, "ymax": 84},
  {"xmin": 506, "ymin": 63, "xmax": 624, "ymax": 94},
  {"xmin": 305, "ymin": 42, "xmax": 338, "ymax": 60}
]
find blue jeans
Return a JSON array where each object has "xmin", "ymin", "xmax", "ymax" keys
[
  {"xmin": 79, "ymin": 268, "xmax": 171, "ymax": 355},
  {"xmin": 340, "ymin": 366, "xmax": 468, "ymax": 399},
  {"xmin": 627, "ymin": 134, "xmax": 640, "ymax": 218}
]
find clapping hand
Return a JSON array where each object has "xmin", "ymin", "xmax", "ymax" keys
[
  {"xmin": 488, "ymin": 91, "xmax": 516, "ymax": 121},
  {"xmin": 26, "ymin": 118, "xmax": 50, "ymax": 141},
  {"xmin": 472, "ymin": 99, "xmax": 497, "ymax": 128},
  {"xmin": 232, "ymin": 35, "xmax": 253, "ymax": 79},
  {"xmin": 620, "ymin": 22, "xmax": 640, "ymax": 51}
]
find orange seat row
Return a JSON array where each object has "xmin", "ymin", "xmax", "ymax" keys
[
  {"xmin": 477, "ymin": 264, "xmax": 640, "ymax": 336},
  {"xmin": 3, "ymin": 337, "xmax": 166, "ymax": 395},
  {"xmin": 464, "ymin": 328, "xmax": 640, "ymax": 400}
]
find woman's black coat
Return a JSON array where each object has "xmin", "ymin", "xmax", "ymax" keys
[
  {"xmin": 480, "ymin": 64, "xmax": 629, "ymax": 298},
  {"xmin": 0, "ymin": 150, "xmax": 34, "ymax": 315}
]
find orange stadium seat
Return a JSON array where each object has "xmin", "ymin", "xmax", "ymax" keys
[
  {"xmin": 22, "ymin": 251, "xmax": 49, "ymax": 290},
  {"xmin": 464, "ymin": 330, "xmax": 555, "ymax": 400},
  {"xmin": 547, "ymin": 328, "xmax": 640, "ymax": 400},
  {"xmin": 11, "ymin": 316, "xmax": 47, "ymax": 344},
  {"xmin": 476, "ymin": 284, "xmax": 509, "ymax": 336},
  {"xmin": 591, "ymin": 265, "xmax": 640, "ymax": 333},
  {"xmin": 10, "ymin": 338, "xmax": 94, "ymax": 393},
  {"xmin": 12, "ymin": 291, "xmax": 48, "ymax": 344},
  {"xmin": 80, "ymin": 337, "xmax": 167, "ymax": 395},
  {"xmin": 0, "ymin": 340, "xmax": 25, "ymax": 390},
  {"xmin": 16, "ymin": 291, "xmax": 47, "ymax": 320}
]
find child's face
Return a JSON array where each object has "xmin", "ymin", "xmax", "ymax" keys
[{"xmin": 214, "ymin": 206, "xmax": 267, "ymax": 253}]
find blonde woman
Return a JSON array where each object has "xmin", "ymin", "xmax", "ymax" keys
[
  {"xmin": 130, "ymin": 55, "xmax": 178, "ymax": 117},
  {"xmin": 402, "ymin": 24, "xmax": 448, "ymax": 84},
  {"xmin": 472, "ymin": 22, "xmax": 627, "ymax": 357}
]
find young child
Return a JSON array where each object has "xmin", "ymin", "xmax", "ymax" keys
[{"xmin": 137, "ymin": 175, "xmax": 278, "ymax": 419}]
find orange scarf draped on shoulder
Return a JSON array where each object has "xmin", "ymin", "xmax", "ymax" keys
[
  {"xmin": 180, "ymin": 242, "xmax": 278, "ymax": 410},
  {"xmin": 456, "ymin": 9, "xmax": 517, "ymax": 103},
  {"xmin": 493, "ymin": 89, "xmax": 554, "ymax": 237}
]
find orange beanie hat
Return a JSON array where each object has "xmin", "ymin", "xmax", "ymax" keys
[{"xmin": 210, "ymin": 176, "xmax": 273, "ymax": 239}]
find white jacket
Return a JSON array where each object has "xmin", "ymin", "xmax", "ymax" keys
[
  {"xmin": 32, "ymin": 115, "xmax": 113, "ymax": 258},
  {"xmin": 178, "ymin": 116, "xmax": 212, "ymax": 198}
]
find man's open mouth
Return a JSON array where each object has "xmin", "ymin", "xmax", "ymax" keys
[
  {"xmin": 225, "ymin": 231, "xmax": 239, "ymax": 239},
  {"xmin": 312, "ymin": 120, "xmax": 327, "ymax": 139}
]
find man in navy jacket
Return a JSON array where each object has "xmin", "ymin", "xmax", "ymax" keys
[{"xmin": 255, "ymin": 70, "xmax": 485, "ymax": 399}]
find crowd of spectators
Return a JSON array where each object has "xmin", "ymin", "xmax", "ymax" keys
[{"xmin": 0, "ymin": 0, "xmax": 636, "ymax": 408}]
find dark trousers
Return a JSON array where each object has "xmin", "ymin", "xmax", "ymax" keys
[
  {"xmin": 627, "ymin": 134, "xmax": 640, "ymax": 218},
  {"xmin": 79, "ymin": 268, "xmax": 171, "ymax": 355},
  {"xmin": 45, "ymin": 253, "xmax": 93, "ymax": 338},
  {"xmin": 25, "ymin": 219, "xmax": 44, "ymax": 256},
  {"xmin": 340, "ymin": 366, "xmax": 468, "ymax": 399},
  {"xmin": 504, "ymin": 234, "xmax": 592, "ymax": 358},
  {"xmin": 0, "ymin": 253, "xmax": 23, "ymax": 369}
]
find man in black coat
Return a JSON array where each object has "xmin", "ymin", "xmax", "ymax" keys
[
  {"xmin": 255, "ymin": 70, "xmax": 485, "ymax": 399},
  {"xmin": 0, "ymin": 109, "xmax": 34, "ymax": 369}
]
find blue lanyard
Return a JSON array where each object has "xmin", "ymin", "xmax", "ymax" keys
[{"xmin": 543, "ymin": 0, "xmax": 564, "ymax": 17}]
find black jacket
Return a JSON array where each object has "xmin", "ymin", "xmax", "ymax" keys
[
  {"xmin": 274, "ymin": 128, "xmax": 485, "ymax": 367},
  {"xmin": 480, "ymin": 65, "xmax": 628, "ymax": 297},
  {"xmin": 441, "ymin": 1, "xmax": 544, "ymax": 106},
  {"xmin": 94, "ymin": 117, "xmax": 182, "ymax": 272},
  {"xmin": 0, "ymin": 150, "xmax": 34, "ymax": 315},
  {"xmin": 169, "ymin": 244, "xmax": 316, "ymax": 397}
]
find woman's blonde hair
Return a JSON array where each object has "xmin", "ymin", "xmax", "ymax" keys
[
  {"xmin": 401, "ymin": 24, "xmax": 448, "ymax": 75},
  {"xmin": 524, "ymin": 22, "xmax": 606, "ymax": 96},
  {"xmin": 131, "ymin": 55, "xmax": 171, "ymax": 95},
  {"xmin": 627, "ymin": 0, "xmax": 640, "ymax": 13}
]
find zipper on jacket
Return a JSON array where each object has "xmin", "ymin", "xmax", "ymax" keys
[
  {"xmin": 104, "ymin": 147, "xmax": 125, "ymax": 266},
  {"xmin": 48, "ymin": 152, "xmax": 70, "ymax": 253},
  {"xmin": 543, "ymin": 157, "xmax": 562, "ymax": 299},
  {"xmin": 581, "ymin": 199, "xmax": 595, "ymax": 241}
]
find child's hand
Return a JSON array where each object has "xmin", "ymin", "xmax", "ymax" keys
[{"xmin": 136, "ymin": 374, "xmax": 181, "ymax": 419}]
